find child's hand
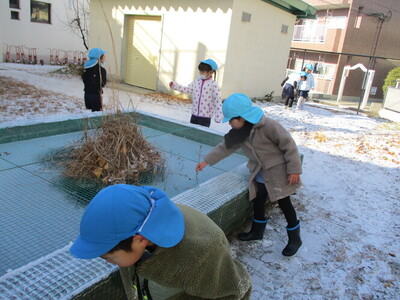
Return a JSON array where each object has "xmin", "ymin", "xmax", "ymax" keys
[
  {"xmin": 169, "ymin": 81, "xmax": 173, "ymax": 87},
  {"xmin": 288, "ymin": 174, "xmax": 300, "ymax": 185},
  {"xmin": 195, "ymin": 161, "xmax": 208, "ymax": 172}
]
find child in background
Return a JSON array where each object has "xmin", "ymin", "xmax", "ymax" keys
[
  {"xmin": 280, "ymin": 72, "xmax": 300, "ymax": 109},
  {"xmin": 297, "ymin": 63, "xmax": 315, "ymax": 110},
  {"xmin": 70, "ymin": 184, "xmax": 252, "ymax": 299},
  {"xmin": 304, "ymin": 63, "xmax": 315, "ymax": 95},
  {"xmin": 169, "ymin": 59, "xmax": 223, "ymax": 127},
  {"xmin": 296, "ymin": 71, "xmax": 309, "ymax": 110},
  {"xmin": 82, "ymin": 48, "xmax": 107, "ymax": 112},
  {"xmin": 196, "ymin": 93, "xmax": 303, "ymax": 257}
]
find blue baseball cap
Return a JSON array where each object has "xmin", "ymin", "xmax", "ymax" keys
[
  {"xmin": 70, "ymin": 184, "xmax": 184, "ymax": 259},
  {"xmin": 200, "ymin": 59, "xmax": 218, "ymax": 71},
  {"xmin": 222, "ymin": 93, "xmax": 264, "ymax": 124},
  {"xmin": 305, "ymin": 63, "xmax": 314, "ymax": 71},
  {"xmin": 84, "ymin": 48, "xmax": 106, "ymax": 69}
]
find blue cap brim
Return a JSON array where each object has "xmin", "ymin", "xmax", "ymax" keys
[
  {"xmin": 222, "ymin": 107, "xmax": 264, "ymax": 124},
  {"xmin": 241, "ymin": 106, "xmax": 264, "ymax": 124},
  {"xmin": 70, "ymin": 235, "xmax": 117, "ymax": 259},
  {"xmin": 84, "ymin": 59, "xmax": 99, "ymax": 69}
]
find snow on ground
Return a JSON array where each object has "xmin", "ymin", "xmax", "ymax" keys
[{"xmin": 0, "ymin": 63, "xmax": 399, "ymax": 299}]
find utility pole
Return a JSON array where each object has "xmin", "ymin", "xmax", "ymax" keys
[
  {"xmin": 367, "ymin": 11, "xmax": 391, "ymax": 70},
  {"xmin": 357, "ymin": 11, "xmax": 392, "ymax": 112}
]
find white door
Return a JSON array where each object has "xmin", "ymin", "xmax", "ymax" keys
[{"xmin": 125, "ymin": 15, "xmax": 162, "ymax": 90}]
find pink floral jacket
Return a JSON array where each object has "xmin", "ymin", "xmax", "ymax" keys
[{"xmin": 171, "ymin": 78, "xmax": 223, "ymax": 122}]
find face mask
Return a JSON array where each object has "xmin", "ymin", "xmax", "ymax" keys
[{"xmin": 200, "ymin": 75, "xmax": 207, "ymax": 80}]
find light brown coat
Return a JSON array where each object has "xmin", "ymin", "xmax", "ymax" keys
[{"xmin": 205, "ymin": 115, "xmax": 302, "ymax": 202}]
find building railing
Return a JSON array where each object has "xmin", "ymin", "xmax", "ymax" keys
[
  {"xmin": 286, "ymin": 69, "xmax": 333, "ymax": 94},
  {"xmin": 292, "ymin": 25, "xmax": 327, "ymax": 43}
]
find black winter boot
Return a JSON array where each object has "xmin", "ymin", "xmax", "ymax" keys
[
  {"xmin": 282, "ymin": 220, "xmax": 302, "ymax": 256},
  {"xmin": 238, "ymin": 218, "xmax": 268, "ymax": 241}
]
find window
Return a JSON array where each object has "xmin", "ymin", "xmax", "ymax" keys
[
  {"xmin": 293, "ymin": 21, "xmax": 327, "ymax": 43},
  {"xmin": 9, "ymin": 0, "xmax": 20, "ymax": 9},
  {"xmin": 31, "ymin": 1, "xmax": 51, "ymax": 24},
  {"xmin": 11, "ymin": 11, "xmax": 19, "ymax": 20},
  {"xmin": 327, "ymin": 16, "xmax": 347, "ymax": 29},
  {"xmin": 295, "ymin": 60, "xmax": 336, "ymax": 79}
]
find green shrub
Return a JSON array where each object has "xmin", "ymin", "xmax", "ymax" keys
[
  {"xmin": 382, "ymin": 66, "xmax": 400, "ymax": 98},
  {"xmin": 52, "ymin": 63, "xmax": 84, "ymax": 77},
  {"xmin": 251, "ymin": 91, "xmax": 275, "ymax": 103}
]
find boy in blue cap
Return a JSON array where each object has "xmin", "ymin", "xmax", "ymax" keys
[
  {"xmin": 196, "ymin": 93, "xmax": 303, "ymax": 257},
  {"xmin": 70, "ymin": 184, "xmax": 252, "ymax": 299},
  {"xmin": 280, "ymin": 72, "xmax": 300, "ymax": 109},
  {"xmin": 82, "ymin": 48, "xmax": 107, "ymax": 112},
  {"xmin": 169, "ymin": 59, "xmax": 223, "ymax": 127},
  {"xmin": 297, "ymin": 63, "xmax": 315, "ymax": 110}
]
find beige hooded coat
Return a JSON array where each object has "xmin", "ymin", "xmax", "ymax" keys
[{"xmin": 204, "ymin": 115, "xmax": 302, "ymax": 202}]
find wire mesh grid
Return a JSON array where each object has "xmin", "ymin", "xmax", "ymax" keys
[
  {"xmin": 0, "ymin": 113, "xmax": 250, "ymax": 298},
  {"xmin": 0, "ymin": 243, "xmax": 117, "ymax": 300},
  {"xmin": 0, "ymin": 164, "xmax": 250, "ymax": 300}
]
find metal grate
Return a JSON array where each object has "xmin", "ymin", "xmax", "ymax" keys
[
  {"xmin": 0, "ymin": 112, "xmax": 250, "ymax": 299},
  {"xmin": 0, "ymin": 244, "xmax": 117, "ymax": 300},
  {"xmin": 0, "ymin": 164, "xmax": 250, "ymax": 300}
]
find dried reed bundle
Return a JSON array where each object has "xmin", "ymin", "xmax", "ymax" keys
[{"xmin": 62, "ymin": 113, "xmax": 164, "ymax": 185}]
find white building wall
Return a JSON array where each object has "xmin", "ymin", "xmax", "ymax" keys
[
  {"xmin": 89, "ymin": 0, "xmax": 296, "ymax": 98},
  {"xmin": 89, "ymin": 0, "xmax": 233, "ymax": 93},
  {"xmin": 223, "ymin": 0, "xmax": 296, "ymax": 97},
  {"xmin": 1, "ymin": 0, "xmax": 87, "ymax": 64}
]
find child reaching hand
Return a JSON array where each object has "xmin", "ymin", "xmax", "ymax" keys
[
  {"xmin": 196, "ymin": 93, "xmax": 303, "ymax": 257},
  {"xmin": 169, "ymin": 59, "xmax": 223, "ymax": 127}
]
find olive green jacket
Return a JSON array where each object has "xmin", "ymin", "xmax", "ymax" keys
[{"xmin": 119, "ymin": 204, "xmax": 252, "ymax": 300}]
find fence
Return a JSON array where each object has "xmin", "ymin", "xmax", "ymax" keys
[
  {"xmin": 4, "ymin": 44, "xmax": 87, "ymax": 65},
  {"xmin": 288, "ymin": 48, "xmax": 400, "ymax": 101}
]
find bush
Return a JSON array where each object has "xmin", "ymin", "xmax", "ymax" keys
[
  {"xmin": 251, "ymin": 91, "xmax": 274, "ymax": 103},
  {"xmin": 382, "ymin": 66, "xmax": 400, "ymax": 98},
  {"xmin": 52, "ymin": 63, "xmax": 84, "ymax": 77}
]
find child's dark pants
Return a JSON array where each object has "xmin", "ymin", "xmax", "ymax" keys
[
  {"xmin": 255, "ymin": 182, "xmax": 298, "ymax": 227},
  {"xmin": 84, "ymin": 93, "xmax": 102, "ymax": 112},
  {"xmin": 190, "ymin": 115, "xmax": 211, "ymax": 127}
]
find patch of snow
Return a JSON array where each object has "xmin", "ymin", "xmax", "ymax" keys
[{"xmin": 0, "ymin": 63, "xmax": 399, "ymax": 299}]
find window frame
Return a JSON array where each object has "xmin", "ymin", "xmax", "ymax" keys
[
  {"xmin": 31, "ymin": 0, "xmax": 51, "ymax": 24},
  {"xmin": 9, "ymin": 0, "xmax": 20, "ymax": 9},
  {"xmin": 11, "ymin": 10, "xmax": 20, "ymax": 20}
]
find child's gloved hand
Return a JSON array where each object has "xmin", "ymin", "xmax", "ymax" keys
[
  {"xmin": 169, "ymin": 81, "xmax": 173, "ymax": 87},
  {"xmin": 195, "ymin": 161, "xmax": 208, "ymax": 172}
]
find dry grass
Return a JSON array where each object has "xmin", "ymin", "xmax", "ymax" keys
[
  {"xmin": 0, "ymin": 75, "xmax": 84, "ymax": 119},
  {"xmin": 59, "ymin": 113, "xmax": 164, "ymax": 185},
  {"xmin": 0, "ymin": 76, "xmax": 63, "ymax": 100}
]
